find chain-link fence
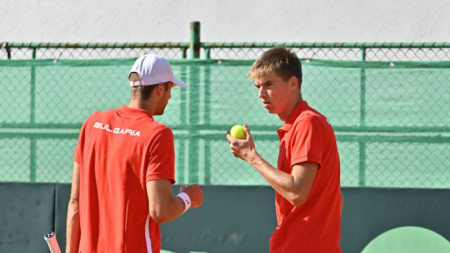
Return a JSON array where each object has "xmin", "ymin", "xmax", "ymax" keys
[{"xmin": 1, "ymin": 41, "xmax": 449, "ymax": 188}]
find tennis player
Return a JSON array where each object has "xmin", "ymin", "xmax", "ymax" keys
[
  {"xmin": 226, "ymin": 47, "xmax": 343, "ymax": 252},
  {"xmin": 66, "ymin": 54, "xmax": 203, "ymax": 253}
]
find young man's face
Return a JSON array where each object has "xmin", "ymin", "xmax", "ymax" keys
[
  {"xmin": 254, "ymin": 73, "xmax": 293, "ymax": 118},
  {"xmin": 156, "ymin": 82, "xmax": 175, "ymax": 115}
]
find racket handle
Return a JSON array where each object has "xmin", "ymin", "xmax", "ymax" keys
[{"xmin": 44, "ymin": 231, "xmax": 62, "ymax": 253}]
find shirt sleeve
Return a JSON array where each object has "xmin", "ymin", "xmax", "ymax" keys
[
  {"xmin": 146, "ymin": 127, "xmax": 176, "ymax": 183},
  {"xmin": 290, "ymin": 115, "xmax": 325, "ymax": 168}
]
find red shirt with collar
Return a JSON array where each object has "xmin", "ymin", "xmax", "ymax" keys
[
  {"xmin": 74, "ymin": 104, "xmax": 175, "ymax": 253},
  {"xmin": 270, "ymin": 101, "xmax": 342, "ymax": 253}
]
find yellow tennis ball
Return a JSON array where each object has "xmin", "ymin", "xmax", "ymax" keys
[{"xmin": 230, "ymin": 124, "xmax": 245, "ymax": 139}]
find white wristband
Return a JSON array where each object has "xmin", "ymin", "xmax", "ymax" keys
[{"xmin": 177, "ymin": 192, "xmax": 191, "ymax": 214}]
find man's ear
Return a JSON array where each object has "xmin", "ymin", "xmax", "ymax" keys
[
  {"xmin": 155, "ymin": 83, "xmax": 165, "ymax": 96},
  {"xmin": 288, "ymin": 76, "xmax": 299, "ymax": 90}
]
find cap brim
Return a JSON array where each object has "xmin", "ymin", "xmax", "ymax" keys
[{"xmin": 173, "ymin": 78, "xmax": 188, "ymax": 88}]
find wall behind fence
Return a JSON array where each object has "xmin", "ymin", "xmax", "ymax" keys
[
  {"xmin": 1, "ymin": 57, "xmax": 449, "ymax": 187},
  {"xmin": 1, "ymin": 183, "xmax": 450, "ymax": 253}
]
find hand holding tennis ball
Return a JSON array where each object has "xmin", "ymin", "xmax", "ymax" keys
[
  {"xmin": 227, "ymin": 124, "xmax": 258, "ymax": 163},
  {"xmin": 230, "ymin": 124, "xmax": 245, "ymax": 139}
]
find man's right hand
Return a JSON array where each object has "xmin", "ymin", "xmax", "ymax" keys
[
  {"xmin": 226, "ymin": 124, "xmax": 258, "ymax": 163},
  {"xmin": 180, "ymin": 184, "xmax": 203, "ymax": 209}
]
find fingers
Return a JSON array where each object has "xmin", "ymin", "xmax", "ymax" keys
[
  {"xmin": 226, "ymin": 124, "xmax": 251, "ymax": 141},
  {"xmin": 227, "ymin": 124, "xmax": 248, "ymax": 156},
  {"xmin": 182, "ymin": 183, "xmax": 199, "ymax": 192},
  {"xmin": 225, "ymin": 132, "xmax": 234, "ymax": 142},
  {"xmin": 243, "ymin": 124, "xmax": 251, "ymax": 140},
  {"xmin": 182, "ymin": 184, "xmax": 203, "ymax": 209}
]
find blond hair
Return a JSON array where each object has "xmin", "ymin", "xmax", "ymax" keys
[{"xmin": 248, "ymin": 47, "xmax": 302, "ymax": 86}]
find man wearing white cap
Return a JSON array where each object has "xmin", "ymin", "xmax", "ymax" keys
[{"xmin": 66, "ymin": 54, "xmax": 203, "ymax": 253}]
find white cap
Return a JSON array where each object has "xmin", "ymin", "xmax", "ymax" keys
[{"xmin": 129, "ymin": 54, "xmax": 188, "ymax": 88}]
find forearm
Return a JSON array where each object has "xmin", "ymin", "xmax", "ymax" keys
[
  {"xmin": 66, "ymin": 162, "xmax": 80, "ymax": 253},
  {"xmin": 147, "ymin": 179, "xmax": 190, "ymax": 224},
  {"xmin": 152, "ymin": 196, "xmax": 186, "ymax": 224},
  {"xmin": 148, "ymin": 179, "xmax": 203, "ymax": 224},
  {"xmin": 227, "ymin": 125, "xmax": 314, "ymax": 206},
  {"xmin": 65, "ymin": 200, "xmax": 80, "ymax": 253},
  {"xmin": 248, "ymin": 153, "xmax": 305, "ymax": 205}
]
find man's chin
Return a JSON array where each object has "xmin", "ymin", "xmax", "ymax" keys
[
  {"xmin": 154, "ymin": 110, "xmax": 165, "ymax": 116},
  {"xmin": 265, "ymin": 107, "xmax": 276, "ymax": 114}
]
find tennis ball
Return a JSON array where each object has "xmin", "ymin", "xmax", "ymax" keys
[{"xmin": 230, "ymin": 124, "xmax": 245, "ymax": 139}]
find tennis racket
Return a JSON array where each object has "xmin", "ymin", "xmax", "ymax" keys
[{"xmin": 44, "ymin": 231, "xmax": 62, "ymax": 253}]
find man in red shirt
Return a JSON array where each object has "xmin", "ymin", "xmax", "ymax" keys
[
  {"xmin": 66, "ymin": 54, "xmax": 203, "ymax": 253},
  {"xmin": 227, "ymin": 47, "xmax": 343, "ymax": 252}
]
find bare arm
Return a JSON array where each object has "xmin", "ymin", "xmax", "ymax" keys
[
  {"xmin": 66, "ymin": 162, "xmax": 80, "ymax": 253},
  {"xmin": 147, "ymin": 180, "xmax": 203, "ymax": 224},
  {"xmin": 227, "ymin": 124, "xmax": 318, "ymax": 206},
  {"xmin": 248, "ymin": 155, "xmax": 317, "ymax": 206}
]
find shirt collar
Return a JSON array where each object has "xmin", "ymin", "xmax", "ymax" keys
[{"xmin": 278, "ymin": 101, "xmax": 309, "ymax": 133}]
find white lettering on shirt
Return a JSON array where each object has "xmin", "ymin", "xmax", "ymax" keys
[{"xmin": 93, "ymin": 122, "xmax": 140, "ymax": 137}]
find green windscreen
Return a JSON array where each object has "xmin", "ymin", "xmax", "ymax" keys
[{"xmin": 0, "ymin": 58, "xmax": 449, "ymax": 187}]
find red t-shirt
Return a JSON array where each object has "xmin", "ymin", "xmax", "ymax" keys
[
  {"xmin": 270, "ymin": 101, "xmax": 342, "ymax": 253},
  {"xmin": 74, "ymin": 105, "xmax": 175, "ymax": 253}
]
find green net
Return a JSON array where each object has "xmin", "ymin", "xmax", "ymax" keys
[{"xmin": 0, "ymin": 58, "xmax": 449, "ymax": 187}]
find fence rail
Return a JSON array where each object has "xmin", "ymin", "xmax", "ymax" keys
[{"xmin": 3, "ymin": 41, "xmax": 450, "ymax": 61}]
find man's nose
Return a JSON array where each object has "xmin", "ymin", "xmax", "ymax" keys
[{"xmin": 258, "ymin": 87, "xmax": 267, "ymax": 98}]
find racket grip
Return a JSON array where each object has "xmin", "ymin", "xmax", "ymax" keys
[{"xmin": 44, "ymin": 231, "xmax": 62, "ymax": 253}]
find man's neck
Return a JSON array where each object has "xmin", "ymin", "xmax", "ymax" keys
[
  {"xmin": 128, "ymin": 99, "xmax": 154, "ymax": 116},
  {"xmin": 279, "ymin": 97, "xmax": 303, "ymax": 122}
]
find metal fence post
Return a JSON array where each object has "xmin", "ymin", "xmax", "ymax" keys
[
  {"xmin": 188, "ymin": 21, "xmax": 201, "ymax": 183},
  {"xmin": 204, "ymin": 47, "xmax": 211, "ymax": 59},
  {"xmin": 189, "ymin": 21, "xmax": 200, "ymax": 59},
  {"xmin": 359, "ymin": 46, "xmax": 367, "ymax": 186},
  {"xmin": 30, "ymin": 47, "xmax": 37, "ymax": 182},
  {"xmin": 360, "ymin": 47, "xmax": 366, "ymax": 128},
  {"xmin": 204, "ymin": 63, "xmax": 212, "ymax": 184},
  {"xmin": 4, "ymin": 42, "xmax": 12, "ymax": 59}
]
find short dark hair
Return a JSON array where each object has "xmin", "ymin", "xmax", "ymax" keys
[
  {"xmin": 130, "ymin": 82, "xmax": 171, "ymax": 100},
  {"xmin": 248, "ymin": 46, "xmax": 302, "ymax": 86},
  {"xmin": 129, "ymin": 72, "xmax": 170, "ymax": 100}
]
